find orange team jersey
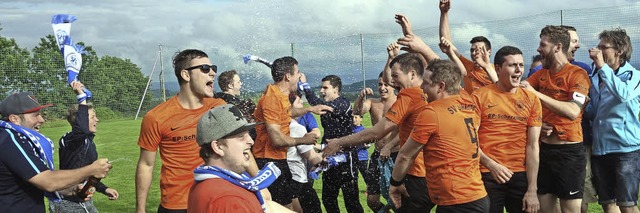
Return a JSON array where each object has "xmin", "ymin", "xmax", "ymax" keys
[
  {"xmin": 472, "ymin": 84, "xmax": 542, "ymax": 173},
  {"xmin": 526, "ymin": 63, "xmax": 590, "ymax": 142},
  {"xmin": 188, "ymin": 178, "xmax": 263, "ymax": 213},
  {"xmin": 410, "ymin": 94, "xmax": 487, "ymax": 206},
  {"xmin": 138, "ymin": 96, "xmax": 226, "ymax": 209},
  {"xmin": 253, "ymin": 84, "xmax": 292, "ymax": 160},
  {"xmin": 385, "ymin": 86, "xmax": 427, "ymax": 177},
  {"xmin": 460, "ymin": 55, "xmax": 495, "ymax": 94}
]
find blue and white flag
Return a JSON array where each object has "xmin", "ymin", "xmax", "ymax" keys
[{"xmin": 51, "ymin": 14, "xmax": 92, "ymax": 102}]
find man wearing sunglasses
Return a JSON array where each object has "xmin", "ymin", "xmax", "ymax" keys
[{"xmin": 135, "ymin": 49, "xmax": 228, "ymax": 213}]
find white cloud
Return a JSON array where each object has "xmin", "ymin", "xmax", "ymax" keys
[{"xmin": 1, "ymin": 0, "xmax": 639, "ymax": 89}]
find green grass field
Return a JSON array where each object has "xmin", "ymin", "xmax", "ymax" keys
[{"xmin": 38, "ymin": 115, "xmax": 613, "ymax": 213}]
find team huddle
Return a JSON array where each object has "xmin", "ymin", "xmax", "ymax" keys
[{"xmin": 1, "ymin": 0, "xmax": 639, "ymax": 213}]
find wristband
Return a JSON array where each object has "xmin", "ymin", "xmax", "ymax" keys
[
  {"xmin": 390, "ymin": 177, "xmax": 403, "ymax": 186},
  {"xmin": 77, "ymin": 93, "xmax": 87, "ymax": 103},
  {"xmin": 297, "ymin": 81, "xmax": 310, "ymax": 91}
]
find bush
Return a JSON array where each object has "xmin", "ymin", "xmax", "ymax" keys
[{"xmin": 94, "ymin": 107, "xmax": 123, "ymax": 120}]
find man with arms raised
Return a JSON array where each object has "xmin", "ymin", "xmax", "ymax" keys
[
  {"xmin": 389, "ymin": 59, "xmax": 489, "ymax": 212},
  {"xmin": 472, "ymin": 46, "xmax": 542, "ymax": 213},
  {"xmin": 352, "ymin": 71, "xmax": 398, "ymax": 212},
  {"xmin": 439, "ymin": 0, "xmax": 497, "ymax": 94}
]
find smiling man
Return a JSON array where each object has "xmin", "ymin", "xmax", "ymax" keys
[
  {"xmin": 521, "ymin": 25, "xmax": 591, "ymax": 213},
  {"xmin": 136, "ymin": 49, "xmax": 227, "ymax": 213},
  {"xmin": 472, "ymin": 46, "xmax": 542, "ymax": 213},
  {"xmin": 0, "ymin": 92, "xmax": 112, "ymax": 213},
  {"xmin": 299, "ymin": 74, "xmax": 363, "ymax": 212}
]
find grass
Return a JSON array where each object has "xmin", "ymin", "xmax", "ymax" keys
[{"xmin": 38, "ymin": 115, "xmax": 617, "ymax": 213}]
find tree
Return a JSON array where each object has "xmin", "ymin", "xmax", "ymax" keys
[{"xmin": 0, "ymin": 26, "xmax": 31, "ymax": 95}]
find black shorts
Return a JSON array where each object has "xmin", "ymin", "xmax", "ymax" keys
[
  {"xmin": 256, "ymin": 158, "xmax": 294, "ymax": 205},
  {"xmin": 436, "ymin": 196, "xmax": 489, "ymax": 213},
  {"xmin": 482, "ymin": 172, "xmax": 528, "ymax": 213},
  {"xmin": 538, "ymin": 143, "xmax": 586, "ymax": 199},
  {"xmin": 397, "ymin": 175, "xmax": 435, "ymax": 213},
  {"xmin": 290, "ymin": 180, "xmax": 304, "ymax": 199}
]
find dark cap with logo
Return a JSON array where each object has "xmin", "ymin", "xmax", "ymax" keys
[
  {"xmin": 196, "ymin": 104, "xmax": 257, "ymax": 146},
  {"xmin": 0, "ymin": 92, "xmax": 53, "ymax": 118}
]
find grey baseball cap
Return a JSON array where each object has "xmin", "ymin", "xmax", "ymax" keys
[
  {"xmin": 0, "ymin": 92, "xmax": 53, "ymax": 118},
  {"xmin": 196, "ymin": 104, "xmax": 257, "ymax": 146}
]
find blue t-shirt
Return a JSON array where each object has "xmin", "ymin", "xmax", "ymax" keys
[
  {"xmin": 296, "ymin": 112, "xmax": 319, "ymax": 132},
  {"xmin": 0, "ymin": 128, "xmax": 50, "ymax": 213},
  {"xmin": 352, "ymin": 125, "xmax": 369, "ymax": 161}
]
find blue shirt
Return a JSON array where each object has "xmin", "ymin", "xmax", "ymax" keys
[
  {"xmin": 296, "ymin": 112, "xmax": 319, "ymax": 132},
  {"xmin": 352, "ymin": 125, "xmax": 369, "ymax": 160},
  {"xmin": 585, "ymin": 62, "xmax": 640, "ymax": 155},
  {"xmin": 303, "ymin": 88, "xmax": 353, "ymax": 143},
  {"xmin": 0, "ymin": 128, "xmax": 50, "ymax": 213},
  {"xmin": 527, "ymin": 60, "xmax": 593, "ymax": 78}
]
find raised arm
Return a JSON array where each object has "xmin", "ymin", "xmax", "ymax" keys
[
  {"xmin": 395, "ymin": 14, "xmax": 440, "ymax": 63},
  {"xmin": 353, "ymin": 88, "xmax": 374, "ymax": 116},
  {"xmin": 383, "ymin": 43, "xmax": 401, "ymax": 86},
  {"xmin": 438, "ymin": 0, "xmax": 463, "ymax": 58},
  {"xmin": 440, "ymin": 37, "xmax": 467, "ymax": 76},
  {"xmin": 590, "ymin": 48, "xmax": 640, "ymax": 102},
  {"xmin": 475, "ymin": 46, "xmax": 498, "ymax": 82}
]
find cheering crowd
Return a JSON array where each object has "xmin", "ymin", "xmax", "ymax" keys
[{"xmin": 1, "ymin": 0, "xmax": 639, "ymax": 213}]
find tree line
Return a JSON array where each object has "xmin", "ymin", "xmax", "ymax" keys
[{"xmin": 0, "ymin": 25, "xmax": 154, "ymax": 119}]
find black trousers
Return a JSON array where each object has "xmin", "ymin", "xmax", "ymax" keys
[{"xmin": 322, "ymin": 151, "xmax": 364, "ymax": 213}]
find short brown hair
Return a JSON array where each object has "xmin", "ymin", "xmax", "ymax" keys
[
  {"xmin": 540, "ymin": 25, "xmax": 570, "ymax": 54},
  {"xmin": 599, "ymin": 28, "xmax": 633, "ymax": 64},
  {"xmin": 389, "ymin": 53, "xmax": 425, "ymax": 77},
  {"xmin": 218, "ymin": 70, "xmax": 238, "ymax": 92},
  {"xmin": 426, "ymin": 59, "xmax": 461, "ymax": 95},
  {"xmin": 66, "ymin": 103, "xmax": 94, "ymax": 125},
  {"xmin": 173, "ymin": 49, "xmax": 209, "ymax": 85}
]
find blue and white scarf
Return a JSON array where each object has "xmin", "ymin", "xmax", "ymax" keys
[
  {"xmin": 51, "ymin": 14, "xmax": 92, "ymax": 103},
  {"xmin": 193, "ymin": 162, "xmax": 281, "ymax": 212},
  {"xmin": 0, "ymin": 120, "xmax": 61, "ymax": 201}
]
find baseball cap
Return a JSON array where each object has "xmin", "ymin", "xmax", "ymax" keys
[
  {"xmin": 0, "ymin": 92, "xmax": 53, "ymax": 118},
  {"xmin": 196, "ymin": 104, "xmax": 257, "ymax": 146}
]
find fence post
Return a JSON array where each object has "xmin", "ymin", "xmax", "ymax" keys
[{"xmin": 360, "ymin": 33, "xmax": 365, "ymax": 90}]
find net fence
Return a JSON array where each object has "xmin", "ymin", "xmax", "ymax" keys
[{"xmin": 1, "ymin": 4, "xmax": 638, "ymax": 120}]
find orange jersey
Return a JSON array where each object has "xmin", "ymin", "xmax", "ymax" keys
[
  {"xmin": 527, "ymin": 64, "xmax": 590, "ymax": 142},
  {"xmin": 385, "ymin": 86, "xmax": 427, "ymax": 177},
  {"xmin": 472, "ymin": 84, "xmax": 542, "ymax": 173},
  {"xmin": 253, "ymin": 84, "xmax": 292, "ymax": 160},
  {"xmin": 410, "ymin": 95, "xmax": 487, "ymax": 206},
  {"xmin": 461, "ymin": 55, "xmax": 495, "ymax": 94},
  {"xmin": 138, "ymin": 96, "xmax": 226, "ymax": 209}
]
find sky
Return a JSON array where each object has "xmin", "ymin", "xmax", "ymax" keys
[{"xmin": 1, "ymin": 0, "xmax": 639, "ymax": 92}]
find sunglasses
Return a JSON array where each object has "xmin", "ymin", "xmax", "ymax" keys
[{"xmin": 185, "ymin": 64, "xmax": 217, "ymax": 74}]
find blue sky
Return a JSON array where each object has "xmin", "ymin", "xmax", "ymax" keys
[{"xmin": 1, "ymin": 0, "xmax": 639, "ymax": 92}]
